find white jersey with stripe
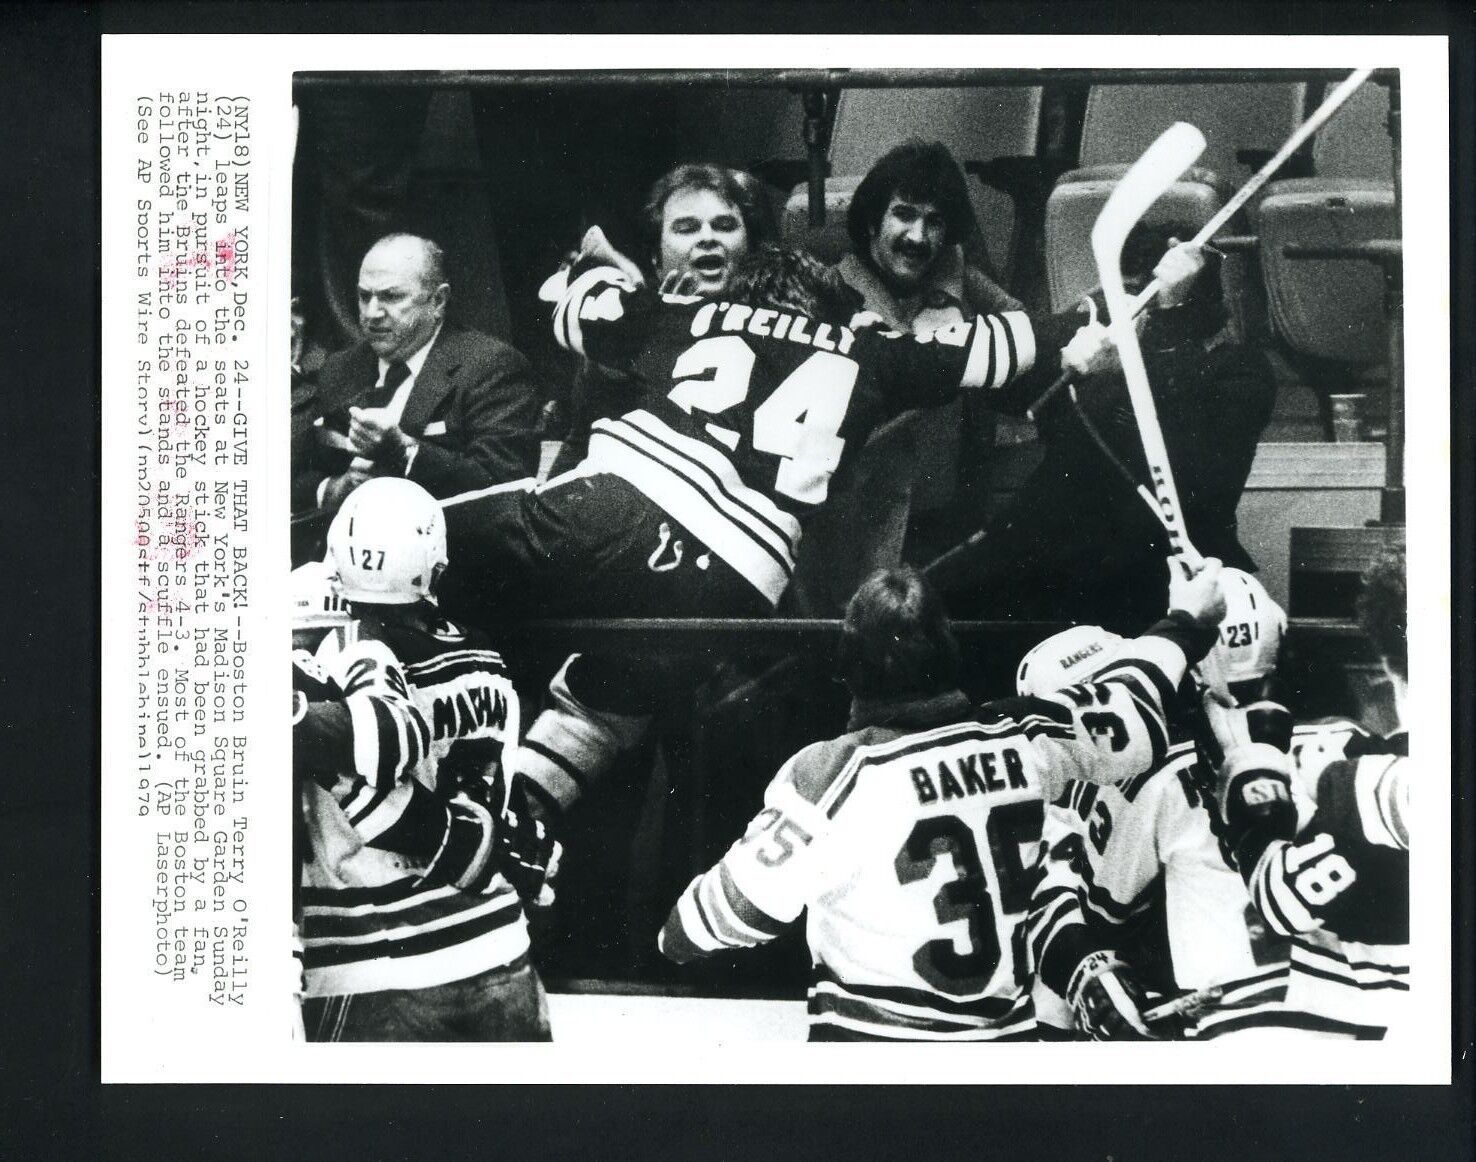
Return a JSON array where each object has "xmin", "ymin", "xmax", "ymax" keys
[
  {"xmin": 660, "ymin": 626, "xmax": 1195, "ymax": 1039},
  {"xmin": 1028, "ymin": 743, "xmax": 1306, "ymax": 1038},
  {"xmin": 1291, "ymin": 717, "xmax": 1372, "ymax": 786},
  {"xmin": 552, "ymin": 263, "xmax": 1078, "ymax": 606},
  {"xmin": 298, "ymin": 617, "xmax": 528, "ymax": 998}
]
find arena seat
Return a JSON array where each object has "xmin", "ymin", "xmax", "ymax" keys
[
  {"xmin": 1310, "ymin": 81, "xmax": 1394, "ymax": 181},
  {"xmin": 1046, "ymin": 81, "xmax": 1307, "ymax": 330},
  {"xmin": 779, "ymin": 174, "xmax": 860, "ymax": 262},
  {"xmin": 1254, "ymin": 178, "xmax": 1396, "ymax": 367},
  {"xmin": 830, "ymin": 86, "xmax": 1043, "ymax": 173},
  {"xmin": 1244, "ymin": 80, "xmax": 1397, "ymax": 439},
  {"xmin": 1078, "ymin": 81, "xmax": 1307, "ymax": 186},
  {"xmin": 1043, "ymin": 164, "xmax": 1231, "ymax": 313}
]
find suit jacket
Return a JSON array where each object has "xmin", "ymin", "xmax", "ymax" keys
[{"xmin": 292, "ymin": 326, "xmax": 541, "ymax": 512}]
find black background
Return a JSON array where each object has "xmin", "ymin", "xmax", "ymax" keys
[{"xmin": 2, "ymin": 1, "xmax": 1471, "ymax": 1157}]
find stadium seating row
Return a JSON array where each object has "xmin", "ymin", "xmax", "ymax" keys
[{"xmin": 778, "ymin": 80, "xmax": 1397, "ymax": 378}]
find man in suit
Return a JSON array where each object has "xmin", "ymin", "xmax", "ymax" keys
[{"xmin": 294, "ymin": 233, "xmax": 542, "ymax": 515}]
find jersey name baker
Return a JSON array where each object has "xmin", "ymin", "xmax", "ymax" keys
[
  {"xmin": 689, "ymin": 300, "xmax": 860, "ymax": 355},
  {"xmin": 911, "ymin": 745, "xmax": 1029, "ymax": 805}
]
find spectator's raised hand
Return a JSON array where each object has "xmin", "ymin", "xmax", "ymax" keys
[
  {"xmin": 1167, "ymin": 555, "xmax": 1226, "ymax": 627},
  {"xmin": 1153, "ymin": 237, "xmax": 1206, "ymax": 308}
]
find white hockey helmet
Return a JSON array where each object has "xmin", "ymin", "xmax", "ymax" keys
[
  {"xmin": 290, "ymin": 559, "xmax": 353, "ymax": 629},
  {"xmin": 326, "ymin": 477, "xmax": 447, "ymax": 605},
  {"xmin": 1016, "ymin": 624, "xmax": 1126, "ymax": 698},
  {"xmin": 1208, "ymin": 567, "xmax": 1286, "ymax": 685},
  {"xmin": 290, "ymin": 559, "xmax": 356, "ymax": 652}
]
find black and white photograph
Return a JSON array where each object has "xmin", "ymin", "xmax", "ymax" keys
[
  {"xmin": 283, "ymin": 59, "xmax": 1428, "ymax": 1047},
  {"xmin": 97, "ymin": 31, "xmax": 1457, "ymax": 1088}
]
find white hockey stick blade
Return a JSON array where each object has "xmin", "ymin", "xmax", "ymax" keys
[
  {"xmin": 1091, "ymin": 121, "xmax": 1205, "ymax": 562},
  {"xmin": 1128, "ymin": 67, "xmax": 1376, "ymax": 314}
]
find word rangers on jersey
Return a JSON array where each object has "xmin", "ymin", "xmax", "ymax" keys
[
  {"xmin": 690, "ymin": 300, "xmax": 859, "ymax": 354},
  {"xmin": 911, "ymin": 746, "xmax": 1029, "ymax": 805}
]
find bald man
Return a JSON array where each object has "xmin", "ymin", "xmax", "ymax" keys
[{"xmin": 294, "ymin": 233, "xmax": 542, "ymax": 514}]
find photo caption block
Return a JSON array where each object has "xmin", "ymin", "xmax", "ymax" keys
[
  {"xmin": 103, "ymin": 39, "xmax": 290, "ymax": 1079},
  {"xmin": 132, "ymin": 90, "xmax": 254, "ymax": 1001}
]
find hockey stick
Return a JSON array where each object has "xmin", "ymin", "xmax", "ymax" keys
[
  {"xmin": 1093, "ymin": 121, "xmax": 1234, "ymax": 702},
  {"xmin": 1092, "ymin": 121, "xmax": 1206, "ymax": 562},
  {"xmin": 1025, "ymin": 66, "xmax": 1376, "ymax": 421},
  {"xmin": 1142, "ymin": 985, "xmax": 1225, "ymax": 1028},
  {"xmin": 1066, "ymin": 384, "xmax": 1172, "ymax": 531},
  {"xmin": 1126, "ymin": 67, "xmax": 1375, "ymax": 312}
]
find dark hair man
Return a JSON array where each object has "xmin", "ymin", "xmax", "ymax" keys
[
  {"xmin": 659, "ymin": 561, "xmax": 1229, "ymax": 1040},
  {"xmin": 840, "ymin": 138, "xmax": 1018, "ymax": 334},
  {"xmin": 794, "ymin": 141, "xmax": 1024, "ymax": 616}
]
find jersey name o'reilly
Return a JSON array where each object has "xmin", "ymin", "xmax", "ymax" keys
[{"xmin": 691, "ymin": 300, "xmax": 859, "ymax": 355}]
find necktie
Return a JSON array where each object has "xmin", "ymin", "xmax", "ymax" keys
[{"xmin": 363, "ymin": 361, "xmax": 410, "ymax": 410}]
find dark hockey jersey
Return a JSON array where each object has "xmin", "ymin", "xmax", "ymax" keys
[
  {"xmin": 1235, "ymin": 736, "xmax": 1409, "ymax": 1038},
  {"xmin": 295, "ymin": 614, "xmax": 527, "ymax": 998},
  {"xmin": 551, "ymin": 263, "xmax": 1081, "ymax": 605}
]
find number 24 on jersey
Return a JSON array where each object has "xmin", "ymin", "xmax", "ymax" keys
[{"xmin": 668, "ymin": 335, "xmax": 859, "ymax": 506}]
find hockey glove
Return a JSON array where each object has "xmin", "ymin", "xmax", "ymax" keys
[
  {"xmin": 1152, "ymin": 238, "xmax": 1207, "ymax": 308},
  {"xmin": 494, "ymin": 774, "xmax": 562, "ymax": 908},
  {"xmin": 1066, "ymin": 950, "xmax": 1157, "ymax": 1040},
  {"xmin": 1207, "ymin": 700, "xmax": 1297, "ymax": 873},
  {"xmin": 1059, "ymin": 297, "xmax": 1118, "ymax": 379},
  {"xmin": 1167, "ymin": 555, "xmax": 1227, "ymax": 629}
]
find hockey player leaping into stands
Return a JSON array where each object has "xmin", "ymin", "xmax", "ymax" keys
[
  {"xmin": 1208, "ymin": 548, "xmax": 1409, "ymax": 1040},
  {"xmin": 657, "ymin": 559, "xmax": 1226, "ymax": 1041},
  {"xmin": 293, "ymin": 478, "xmax": 558, "ymax": 1042},
  {"xmin": 438, "ymin": 231, "xmax": 1207, "ymax": 825}
]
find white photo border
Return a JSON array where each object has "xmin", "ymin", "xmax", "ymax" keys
[{"xmin": 100, "ymin": 32, "xmax": 1451, "ymax": 1084}]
